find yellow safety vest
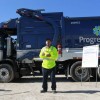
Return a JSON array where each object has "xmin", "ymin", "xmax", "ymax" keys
[{"xmin": 39, "ymin": 46, "xmax": 58, "ymax": 69}]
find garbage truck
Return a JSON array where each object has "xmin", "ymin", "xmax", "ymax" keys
[{"xmin": 0, "ymin": 8, "xmax": 100, "ymax": 82}]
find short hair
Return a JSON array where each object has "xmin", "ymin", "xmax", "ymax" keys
[{"xmin": 46, "ymin": 38, "xmax": 51, "ymax": 41}]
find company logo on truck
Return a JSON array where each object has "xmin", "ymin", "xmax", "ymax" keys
[
  {"xmin": 79, "ymin": 26, "xmax": 100, "ymax": 44},
  {"xmin": 93, "ymin": 26, "xmax": 100, "ymax": 36}
]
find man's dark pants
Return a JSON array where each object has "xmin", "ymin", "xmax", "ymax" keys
[{"xmin": 42, "ymin": 67, "xmax": 56, "ymax": 91}]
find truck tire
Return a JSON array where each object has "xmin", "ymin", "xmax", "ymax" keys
[
  {"xmin": 97, "ymin": 67, "xmax": 100, "ymax": 78},
  {"xmin": 70, "ymin": 61, "xmax": 90, "ymax": 82},
  {"xmin": 0, "ymin": 64, "xmax": 14, "ymax": 83}
]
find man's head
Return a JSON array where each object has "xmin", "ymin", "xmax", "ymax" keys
[{"xmin": 46, "ymin": 39, "xmax": 51, "ymax": 47}]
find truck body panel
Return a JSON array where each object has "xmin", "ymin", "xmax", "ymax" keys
[{"xmin": 64, "ymin": 17, "xmax": 100, "ymax": 48}]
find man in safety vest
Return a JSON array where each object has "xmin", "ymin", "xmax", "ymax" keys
[{"xmin": 39, "ymin": 39, "xmax": 58, "ymax": 93}]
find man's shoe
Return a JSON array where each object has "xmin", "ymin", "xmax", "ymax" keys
[
  {"xmin": 40, "ymin": 90, "xmax": 47, "ymax": 93},
  {"xmin": 52, "ymin": 90, "xmax": 56, "ymax": 93}
]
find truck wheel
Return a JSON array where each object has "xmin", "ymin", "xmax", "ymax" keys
[
  {"xmin": 97, "ymin": 67, "xmax": 100, "ymax": 78},
  {"xmin": 70, "ymin": 61, "xmax": 90, "ymax": 82},
  {"xmin": 0, "ymin": 64, "xmax": 14, "ymax": 83}
]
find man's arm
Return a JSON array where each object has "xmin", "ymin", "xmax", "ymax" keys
[
  {"xmin": 39, "ymin": 48, "xmax": 46, "ymax": 59},
  {"xmin": 50, "ymin": 47, "xmax": 58, "ymax": 61}
]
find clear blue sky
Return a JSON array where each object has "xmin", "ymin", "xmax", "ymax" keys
[{"xmin": 0, "ymin": 0, "xmax": 100, "ymax": 22}]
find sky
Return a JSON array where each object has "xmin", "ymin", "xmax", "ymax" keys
[{"xmin": 0, "ymin": 0, "xmax": 100, "ymax": 22}]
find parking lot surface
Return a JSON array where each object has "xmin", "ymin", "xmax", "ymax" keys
[{"xmin": 0, "ymin": 75, "xmax": 100, "ymax": 100}]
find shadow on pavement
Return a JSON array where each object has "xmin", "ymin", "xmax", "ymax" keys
[
  {"xmin": 13, "ymin": 76, "xmax": 73, "ymax": 83},
  {"xmin": 56, "ymin": 90, "xmax": 100, "ymax": 94},
  {"xmin": 12, "ymin": 76, "xmax": 100, "ymax": 83},
  {"xmin": 0, "ymin": 89, "xmax": 12, "ymax": 92},
  {"xmin": 0, "ymin": 91, "xmax": 30, "ymax": 96}
]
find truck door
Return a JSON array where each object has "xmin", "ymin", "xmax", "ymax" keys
[
  {"xmin": 20, "ymin": 34, "xmax": 38, "ymax": 49},
  {"xmin": 0, "ymin": 34, "xmax": 7, "ymax": 59}
]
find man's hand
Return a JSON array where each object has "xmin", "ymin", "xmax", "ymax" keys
[{"xmin": 46, "ymin": 53, "xmax": 51, "ymax": 57}]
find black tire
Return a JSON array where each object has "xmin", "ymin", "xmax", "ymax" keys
[
  {"xmin": 97, "ymin": 67, "xmax": 100, "ymax": 78},
  {"xmin": 0, "ymin": 64, "xmax": 14, "ymax": 83},
  {"xmin": 70, "ymin": 61, "xmax": 90, "ymax": 82}
]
